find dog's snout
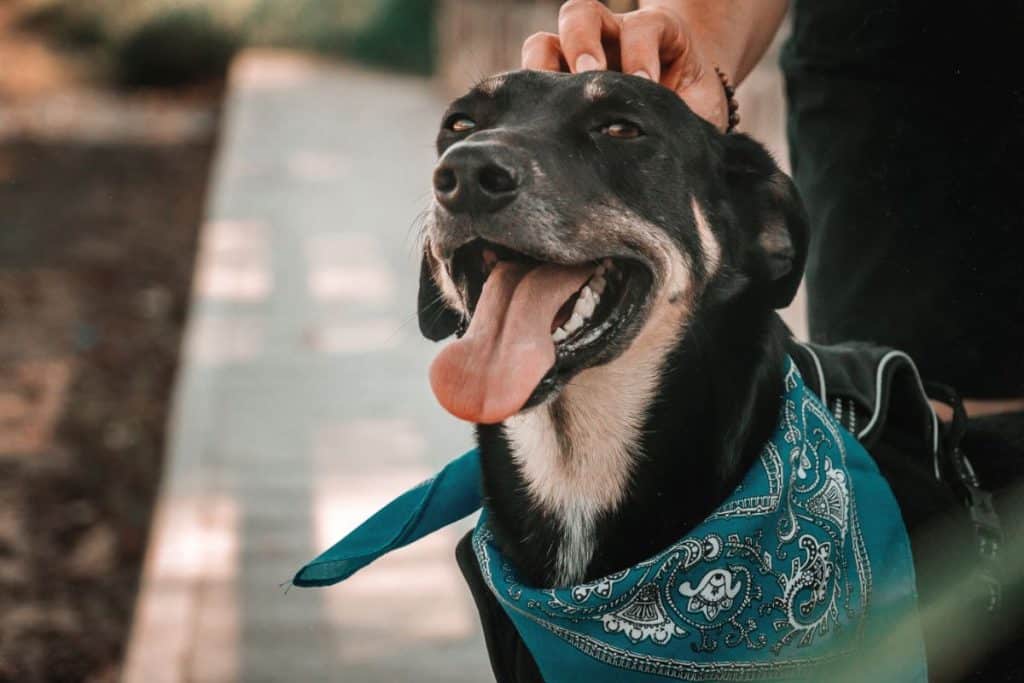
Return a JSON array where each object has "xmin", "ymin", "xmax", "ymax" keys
[
  {"xmin": 433, "ymin": 144, "xmax": 522, "ymax": 214},
  {"xmin": 477, "ymin": 163, "xmax": 517, "ymax": 194},
  {"xmin": 434, "ymin": 167, "xmax": 458, "ymax": 193}
]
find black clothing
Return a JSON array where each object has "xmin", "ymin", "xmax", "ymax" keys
[{"xmin": 781, "ymin": 0, "xmax": 1024, "ymax": 397}]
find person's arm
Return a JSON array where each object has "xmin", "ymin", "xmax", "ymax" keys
[
  {"xmin": 522, "ymin": 0, "xmax": 788, "ymax": 130},
  {"xmin": 641, "ymin": 1, "xmax": 787, "ymax": 86}
]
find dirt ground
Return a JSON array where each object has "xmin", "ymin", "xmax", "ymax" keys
[{"xmin": 0, "ymin": 10, "xmax": 221, "ymax": 682}]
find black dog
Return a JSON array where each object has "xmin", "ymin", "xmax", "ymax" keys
[{"xmin": 416, "ymin": 70, "xmax": 1022, "ymax": 681}]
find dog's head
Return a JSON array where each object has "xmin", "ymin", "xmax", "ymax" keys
[{"xmin": 419, "ymin": 70, "xmax": 807, "ymax": 424}]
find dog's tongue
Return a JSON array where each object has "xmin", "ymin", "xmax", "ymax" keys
[{"xmin": 430, "ymin": 260, "xmax": 592, "ymax": 424}]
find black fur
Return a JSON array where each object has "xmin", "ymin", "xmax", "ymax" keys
[
  {"xmin": 418, "ymin": 252, "xmax": 463, "ymax": 341},
  {"xmin": 419, "ymin": 70, "xmax": 808, "ymax": 587},
  {"xmin": 417, "ymin": 69, "xmax": 1024, "ymax": 683},
  {"xmin": 476, "ymin": 300, "xmax": 789, "ymax": 586}
]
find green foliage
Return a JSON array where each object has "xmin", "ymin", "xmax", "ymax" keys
[
  {"xmin": 242, "ymin": 0, "xmax": 378, "ymax": 46},
  {"xmin": 13, "ymin": 0, "xmax": 436, "ymax": 87},
  {"xmin": 114, "ymin": 7, "xmax": 239, "ymax": 87},
  {"xmin": 17, "ymin": 0, "xmax": 109, "ymax": 47},
  {"xmin": 309, "ymin": 0, "xmax": 435, "ymax": 75}
]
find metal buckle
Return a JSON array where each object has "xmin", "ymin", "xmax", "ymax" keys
[{"xmin": 956, "ymin": 451, "xmax": 1004, "ymax": 612}]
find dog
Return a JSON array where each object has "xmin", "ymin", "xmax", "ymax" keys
[
  {"xmin": 300, "ymin": 69, "xmax": 1024, "ymax": 681},
  {"xmin": 411, "ymin": 70, "xmax": 1024, "ymax": 681},
  {"xmin": 420, "ymin": 68, "xmax": 811, "ymax": 591}
]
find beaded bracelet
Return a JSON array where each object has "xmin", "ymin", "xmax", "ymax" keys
[{"xmin": 714, "ymin": 66, "xmax": 740, "ymax": 133}]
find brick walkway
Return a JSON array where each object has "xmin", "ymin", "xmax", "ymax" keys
[{"xmin": 121, "ymin": 51, "xmax": 489, "ymax": 683}]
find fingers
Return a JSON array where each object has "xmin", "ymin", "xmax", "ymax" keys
[
  {"xmin": 617, "ymin": 11, "xmax": 664, "ymax": 81},
  {"xmin": 557, "ymin": 0, "xmax": 618, "ymax": 73},
  {"xmin": 673, "ymin": 61, "xmax": 729, "ymax": 131},
  {"xmin": 616, "ymin": 7, "xmax": 727, "ymax": 131},
  {"xmin": 618, "ymin": 7, "xmax": 692, "ymax": 83},
  {"xmin": 520, "ymin": 0, "xmax": 730, "ymax": 132},
  {"xmin": 522, "ymin": 31, "xmax": 564, "ymax": 71}
]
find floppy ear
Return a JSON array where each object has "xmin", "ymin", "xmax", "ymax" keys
[
  {"xmin": 721, "ymin": 134, "xmax": 809, "ymax": 309},
  {"xmin": 418, "ymin": 251, "xmax": 463, "ymax": 341}
]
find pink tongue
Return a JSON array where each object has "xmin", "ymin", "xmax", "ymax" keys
[{"xmin": 430, "ymin": 260, "xmax": 592, "ymax": 424}]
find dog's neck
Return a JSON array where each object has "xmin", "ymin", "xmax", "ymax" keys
[
  {"xmin": 502, "ymin": 301, "xmax": 678, "ymax": 585},
  {"xmin": 477, "ymin": 297, "xmax": 788, "ymax": 588}
]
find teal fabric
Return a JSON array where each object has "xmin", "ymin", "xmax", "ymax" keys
[
  {"xmin": 293, "ymin": 448, "xmax": 482, "ymax": 587},
  {"xmin": 294, "ymin": 359, "xmax": 927, "ymax": 681},
  {"xmin": 471, "ymin": 361, "xmax": 926, "ymax": 681}
]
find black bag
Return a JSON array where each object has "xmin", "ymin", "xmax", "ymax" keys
[
  {"xmin": 790, "ymin": 341, "xmax": 1023, "ymax": 682},
  {"xmin": 789, "ymin": 342, "xmax": 1001, "ymax": 607}
]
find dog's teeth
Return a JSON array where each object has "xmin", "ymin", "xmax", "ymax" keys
[
  {"xmin": 602, "ymin": 258, "xmax": 614, "ymax": 270},
  {"xmin": 552, "ymin": 327, "xmax": 568, "ymax": 342},
  {"xmin": 565, "ymin": 312, "xmax": 584, "ymax": 333},
  {"xmin": 590, "ymin": 275, "xmax": 606, "ymax": 295},
  {"xmin": 576, "ymin": 290, "xmax": 596, "ymax": 318},
  {"xmin": 595, "ymin": 263, "xmax": 606, "ymax": 276}
]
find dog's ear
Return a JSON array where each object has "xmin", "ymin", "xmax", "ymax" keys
[
  {"xmin": 721, "ymin": 134, "xmax": 809, "ymax": 309},
  {"xmin": 418, "ymin": 251, "xmax": 463, "ymax": 341}
]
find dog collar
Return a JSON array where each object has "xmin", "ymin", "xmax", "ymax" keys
[{"xmin": 293, "ymin": 359, "xmax": 927, "ymax": 681}]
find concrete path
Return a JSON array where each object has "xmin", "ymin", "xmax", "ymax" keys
[{"xmin": 122, "ymin": 51, "xmax": 489, "ymax": 683}]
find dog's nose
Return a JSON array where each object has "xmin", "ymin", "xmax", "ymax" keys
[{"xmin": 433, "ymin": 144, "xmax": 521, "ymax": 214}]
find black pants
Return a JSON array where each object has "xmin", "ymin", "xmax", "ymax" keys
[{"xmin": 781, "ymin": 0, "xmax": 1024, "ymax": 398}]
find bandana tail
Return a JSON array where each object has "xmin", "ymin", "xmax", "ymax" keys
[{"xmin": 292, "ymin": 447, "xmax": 483, "ymax": 587}]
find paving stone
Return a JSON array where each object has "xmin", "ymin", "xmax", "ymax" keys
[{"xmin": 121, "ymin": 51, "xmax": 485, "ymax": 683}]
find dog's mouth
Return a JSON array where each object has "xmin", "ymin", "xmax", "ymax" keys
[
  {"xmin": 455, "ymin": 240, "xmax": 647, "ymax": 358},
  {"xmin": 429, "ymin": 238, "xmax": 653, "ymax": 424}
]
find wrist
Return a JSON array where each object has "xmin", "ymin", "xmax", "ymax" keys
[
  {"xmin": 638, "ymin": 0, "xmax": 786, "ymax": 85},
  {"xmin": 638, "ymin": 0, "xmax": 742, "ymax": 77}
]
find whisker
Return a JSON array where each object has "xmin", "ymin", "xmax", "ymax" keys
[
  {"xmin": 388, "ymin": 290, "xmax": 460, "ymax": 342},
  {"xmin": 384, "ymin": 310, "xmax": 422, "ymax": 343},
  {"xmin": 406, "ymin": 206, "xmax": 431, "ymax": 255}
]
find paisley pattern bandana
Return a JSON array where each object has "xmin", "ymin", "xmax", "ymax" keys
[{"xmin": 294, "ymin": 359, "xmax": 927, "ymax": 681}]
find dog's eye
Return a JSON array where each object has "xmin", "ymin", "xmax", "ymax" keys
[
  {"xmin": 600, "ymin": 122, "xmax": 643, "ymax": 139},
  {"xmin": 446, "ymin": 116, "xmax": 477, "ymax": 133}
]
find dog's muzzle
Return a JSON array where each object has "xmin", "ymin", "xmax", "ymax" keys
[
  {"xmin": 432, "ymin": 142, "xmax": 526, "ymax": 215},
  {"xmin": 425, "ymin": 141, "xmax": 656, "ymax": 427}
]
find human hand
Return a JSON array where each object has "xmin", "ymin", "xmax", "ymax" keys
[{"xmin": 521, "ymin": 0, "xmax": 729, "ymax": 130}]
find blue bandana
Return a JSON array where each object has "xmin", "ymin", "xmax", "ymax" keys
[{"xmin": 294, "ymin": 359, "xmax": 927, "ymax": 681}]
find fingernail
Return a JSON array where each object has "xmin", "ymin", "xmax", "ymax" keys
[
  {"xmin": 679, "ymin": 73, "xmax": 698, "ymax": 89},
  {"xmin": 575, "ymin": 53, "xmax": 600, "ymax": 73},
  {"xmin": 632, "ymin": 69, "xmax": 652, "ymax": 81}
]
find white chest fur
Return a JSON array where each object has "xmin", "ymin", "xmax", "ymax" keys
[
  {"xmin": 500, "ymin": 202, "xmax": 710, "ymax": 586},
  {"xmin": 504, "ymin": 277, "xmax": 690, "ymax": 585}
]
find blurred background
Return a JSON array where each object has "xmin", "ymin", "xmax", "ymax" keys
[{"xmin": 0, "ymin": 1, "xmax": 797, "ymax": 681}]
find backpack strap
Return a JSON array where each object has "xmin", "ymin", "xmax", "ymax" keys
[
  {"xmin": 788, "ymin": 339, "xmax": 1004, "ymax": 615},
  {"xmin": 789, "ymin": 340, "xmax": 940, "ymax": 463},
  {"xmin": 925, "ymin": 382, "xmax": 1004, "ymax": 614}
]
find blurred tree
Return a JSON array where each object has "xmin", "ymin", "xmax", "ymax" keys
[
  {"xmin": 314, "ymin": 0, "xmax": 435, "ymax": 75},
  {"xmin": 16, "ymin": 1, "xmax": 108, "ymax": 48},
  {"xmin": 114, "ymin": 7, "xmax": 239, "ymax": 87},
  {"xmin": 12, "ymin": 0, "xmax": 436, "ymax": 87}
]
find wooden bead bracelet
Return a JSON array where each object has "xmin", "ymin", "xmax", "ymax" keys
[{"xmin": 714, "ymin": 66, "xmax": 740, "ymax": 133}]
